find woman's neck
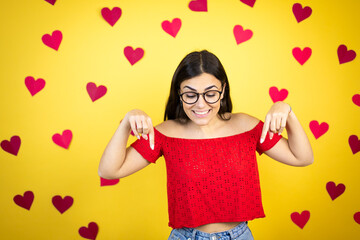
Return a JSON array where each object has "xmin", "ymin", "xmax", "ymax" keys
[{"xmin": 186, "ymin": 115, "xmax": 226, "ymax": 136}]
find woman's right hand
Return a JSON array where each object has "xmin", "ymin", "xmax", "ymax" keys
[{"xmin": 123, "ymin": 109, "xmax": 155, "ymax": 150}]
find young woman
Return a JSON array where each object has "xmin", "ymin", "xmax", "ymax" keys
[{"xmin": 98, "ymin": 50, "xmax": 314, "ymax": 240}]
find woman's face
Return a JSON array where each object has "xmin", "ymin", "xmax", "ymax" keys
[{"xmin": 179, "ymin": 73, "xmax": 226, "ymax": 126}]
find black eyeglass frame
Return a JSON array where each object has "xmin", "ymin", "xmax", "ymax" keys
[{"xmin": 178, "ymin": 86, "xmax": 224, "ymax": 105}]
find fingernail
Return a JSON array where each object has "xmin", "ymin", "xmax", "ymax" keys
[
  {"xmin": 150, "ymin": 144, "xmax": 154, "ymax": 150},
  {"xmin": 137, "ymin": 135, "xmax": 140, "ymax": 140},
  {"xmin": 260, "ymin": 138, "xmax": 264, "ymax": 144}
]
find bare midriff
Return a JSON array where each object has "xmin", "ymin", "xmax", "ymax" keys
[{"xmin": 194, "ymin": 222, "xmax": 244, "ymax": 233}]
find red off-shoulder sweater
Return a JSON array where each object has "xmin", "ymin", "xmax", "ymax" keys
[{"xmin": 131, "ymin": 120, "xmax": 282, "ymax": 229}]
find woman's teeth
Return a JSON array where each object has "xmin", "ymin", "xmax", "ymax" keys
[{"xmin": 194, "ymin": 110, "xmax": 210, "ymax": 115}]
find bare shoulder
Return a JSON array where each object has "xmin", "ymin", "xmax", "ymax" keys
[
  {"xmin": 231, "ymin": 112, "xmax": 260, "ymax": 131},
  {"xmin": 154, "ymin": 119, "xmax": 183, "ymax": 136}
]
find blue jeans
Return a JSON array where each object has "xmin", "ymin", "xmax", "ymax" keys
[{"xmin": 168, "ymin": 222, "xmax": 254, "ymax": 240}]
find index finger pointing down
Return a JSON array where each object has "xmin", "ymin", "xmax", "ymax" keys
[
  {"xmin": 260, "ymin": 118, "xmax": 270, "ymax": 144},
  {"xmin": 148, "ymin": 118, "xmax": 155, "ymax": 150}
]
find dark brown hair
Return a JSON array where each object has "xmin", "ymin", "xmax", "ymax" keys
[{"xmin": 164, "ymin": 50, "xmax": 232, "ymax": 122}]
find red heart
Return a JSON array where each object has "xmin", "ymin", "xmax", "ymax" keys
[
  {"xmin": 291, "ymin": 210, "xmax": 310, "ymax": 229},
  {"xmin": 292, "ymin": 47, "xmax": 312, "ymax": 65},
  {"xmin": 269, "ymin": 87, "xmax": 288, "ymax": 103},
  {"xmin": 79, "ymin": 222, "xmax": 99, "ymax": 240},
  {"xmin": 353, "ymin": 94, "xmax": 360, "ymax": 107},
  {"xmin": 233, "ymin": 25, "xmax": 253, "ymax": 45},
  {"xmin": 45, "ymin": 0, "xmax": 56, "ymax": 5},
  {"xmin": 52, "ymin": 195, "xmax": 73, "ymax": 214},
  {"xmin": 349, "ymin": 135, "xmax": 360, "ymax": 154},
  {"xmin": 309, "ymin": 120, "xmax": 329, "ymax": 139},
  {"xmin": 124, "ymin": 46, "xmax": 144, "ymax": 65},
  {"xmin": 162, "ymin": 18, "xmax": 182, "ymax": 38},
  {"xmin": 1, "ymin": 136, "xmax": 21, "ymax": 156},
  {"xmin": 100, "ymin": 177, "xmax": 120, "ymax": 187},
  {"xmin": 188, "ymin": 0, "xmax": 207, "ymax": 12},
  {"xmin": 326, "ymin": 181, "xmax": 345, "ymax": 201},
  {"xmin": 240, "ymin": 0, "xmax": 256, "ymax": 7},
  {"xmin": 52, "ymin": 130, "xmax": 72, "ymax": 149},
  {"xmin": 292, "ymin": 3, "xmax": 312, "ymax": 23},
  {"xmin": 101, "ymin": 7, "xmax": 121, "ymax": 27},
  {"xmin": 337, "ymin": 45, "xmax": 356, "ymax": 64},
  {"xmin": 25, "ymin": 76, "xmax": 46, "ymax": 96},
  {"xmin": 354, "ymin": 212, "xmax": 360, "ymax": 224},
  {"xmin": 42, "ymin": 30, "xmax": 62, "ymax": 51},
  {"xmin": 87, "ymin": 82, "xmax": 107, "ymax": 102},
  {"xmin": 13, "ymin": 191, "xmax": 34, "ymax": 210}
]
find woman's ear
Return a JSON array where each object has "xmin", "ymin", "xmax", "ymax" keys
[{"xmin": 221, "ymin": 83, "xmax": 226, "ymax": 99}]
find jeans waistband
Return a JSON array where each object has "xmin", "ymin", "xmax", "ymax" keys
[{"xmin": 180, "ymin": 221, "xmax": 248, "ymax": 239}]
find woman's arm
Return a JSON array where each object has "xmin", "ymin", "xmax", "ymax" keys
[
  {"xmin": 98, "ymin": 109, "xmax": 155, "ymax": 179},
  {"xmin": 260, "ymin": 102, "xmax": 314, "ymax": 167}
]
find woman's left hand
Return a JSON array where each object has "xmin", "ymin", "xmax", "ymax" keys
[{"xmin": 260, "ymin": 102, "xmax": 291, "ymax": 143}]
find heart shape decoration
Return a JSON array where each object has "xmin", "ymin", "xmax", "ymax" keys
[
  {"xmin": 45, "ymin": 0, "xmax": 56, "ymax": 5},
  {"xmin": 292, "ymin": 47, "xmax": 312, "ymax": 65},
  {"xmin": 100, "ymin": 177, "xmax": 120, "ymax": 187},
  {"xmin": 87, "ymin": 82, "xmax": 107, "ymax": 102},
  {"xmin": 13, "ymin": 191, "xmax": 34, "ymax": 210},
  {"xmin": 240, "ymin": 0, "xmax": 256, "ymax": 7},
  {"xmin": 25, "ymin": 76, "xmax": 46, "ymax": 96},
  {"xmin": 326, "ymin": 181, "xmax": 345, "ymax": 200},
  {"xmin": 349, "ymin": 135, "xmax": 360, "ymax": 154},
  {"xmin": 291, "ymin": 210, "xmax": 310, "ymax": 229},
  {"xmin": 233, "ymin": 25, "xmax": 253, "ymax": 45},
  {"xmin": 354, "ymin": 212, "xmax": 360, "ymax": 224},
  {"xmin": 1, "ymin": 136, "xmax": 21, "ymax": 156},
  {"xmin": 162, "ymin": 18, "xmax": 182, "ymax": 38},
  {"xmin": 353, "ymin": 94, "xmax": 360, "ymax": 107},
  {"xmin": 79, "ymin": 222, "xmax": 99, "ymax": 240},
  {"xmin": 52, "ymin": 195, "xmax": 73, "ymax": 214},
  {"xmin": 42, "ymin": 30, "xmax": 62, "ymax": 51},
  {"xmin": 309, "ymin": 120, "xmax": 329, "ymax": 139},
  {"xmin": 101, "ymin": 7, "xmax": 122, "ymax": 27},
  {"xmin": 292, "ymin": 3, "xmax": 312, "ymax": 23},
  {"xmin": 337, "ymin": 45, "xmax": 356, "ymax": 64},
  {"xmin": 188, "ymin": 0, "xmax": 207, "ymax": 12},
  {"xmin": 124, "ymin": 46, "xmax": 144, "ymax": 65},
  {"xmin": 52, "ymin": 130, "xmax": 72, "ymax": 149},
  {"xmin": 269, "ymin": 87, "xmax": 288, "ymax": 103}
]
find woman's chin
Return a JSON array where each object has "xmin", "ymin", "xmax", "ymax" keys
[
  {"xmin": 188, "ymin": 116, "xmax": 213, "ymax": 126},
  {"xmin": 193, "ymin": 120, "xmax": 210, "ymax": 126}
]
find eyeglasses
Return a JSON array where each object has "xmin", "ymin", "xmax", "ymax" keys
[{"xmin": 179, "ymin": 87, "xmax": 224, "ymax": 104}]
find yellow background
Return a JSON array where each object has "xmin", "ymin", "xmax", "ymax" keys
[{"xmin": 1, "ymin": 0, "xmax": 359, "ymax": 239}]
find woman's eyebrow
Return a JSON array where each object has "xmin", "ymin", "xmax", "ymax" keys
[{"xmin": 183, "ymin": 85, "xmax": 218, "ymax": 91}]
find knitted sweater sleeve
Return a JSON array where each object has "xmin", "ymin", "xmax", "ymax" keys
[
  {"xmin": 256, "ymin": 120, "xmax": 283, "ymax": 155},
  {"xmin": 130, "ymin": 128, "xmax": 163, "ymax": 163}
]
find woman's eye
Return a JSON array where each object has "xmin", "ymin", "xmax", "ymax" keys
[
  {"xmin": 185, "ymin": 94, "xmax": 197, "ymax": 98},
  {"xmin": 205, "ymin": 92, "xmax": 217, "ymax": 97}
]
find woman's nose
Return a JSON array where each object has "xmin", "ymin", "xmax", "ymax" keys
[{"xmin": 195, "ymin": 94, "xmax": 207, "ymax": 107}]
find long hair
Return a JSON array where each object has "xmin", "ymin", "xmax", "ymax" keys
[{"xmin": 164, "ymin": 50, "xmax": 232, "ymax": 122}]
